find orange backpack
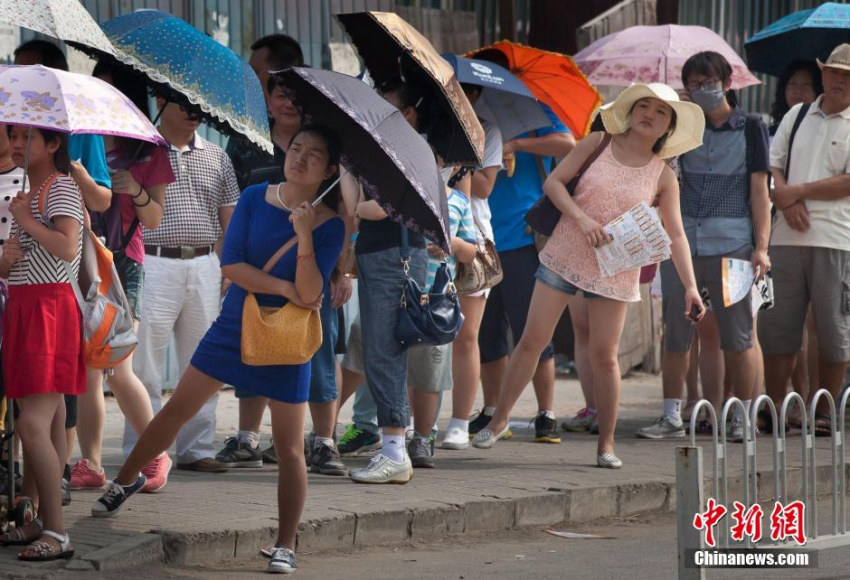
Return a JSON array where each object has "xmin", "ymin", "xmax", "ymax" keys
[{"xmin": 39, "ymin": 175, "xmax": 137, "ymax": 369}]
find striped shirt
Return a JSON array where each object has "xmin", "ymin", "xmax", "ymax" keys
[
  {"xmin": 426, "ymin": 189, "xmax": 477, "ymax": 287},
  {"xmin": 142, "ymin": 133, "xmax": 240, "ymax": 247},
  {"xmin": 8, "ymin": 175, "xmax": 83, "ymax": 286}
]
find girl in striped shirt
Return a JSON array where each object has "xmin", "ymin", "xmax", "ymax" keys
[{"xmin": 0, "ymin": 125, "xmax": 84, "ymax": 561}]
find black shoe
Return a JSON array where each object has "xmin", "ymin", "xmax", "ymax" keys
[
  {"xmin": 337, "ymin": 425, "xmax": 381, "ymax": 457},
  {"xmin": 309, "ymin": 442, "xmax": 347, "ymax": 476},
  {"xmin": 61, "ymin": 478, "xmax": 71, "ymax": 506},
  {"xmin": 261, "ymin": 443, "xmax": 278, "ymax": 464},
  {"xmin": 215, "ymin": 437, "xmax": 263, "ymax": 468},
  {"xmin": 468, "ymin": 409, "xmax": 492, "ymax": 436},
  {"xmin": 534, "ymin": 414, "xmax": 562, "ymax": 444},
  {"xmin": 408, "ymin": 437, "xmax": 434, "ymax": 468}
]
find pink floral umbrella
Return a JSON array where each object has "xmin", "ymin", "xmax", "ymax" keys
[
  {"xmin": 574, "ymin": 25, "xmax": 760, "ymax": 90},
  {"xmin": 0, "ymin": 0, "xmax": 115, "ymax": 57}
]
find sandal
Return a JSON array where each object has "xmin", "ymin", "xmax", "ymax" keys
[
  {"xmin": 0, "ymin": 517, "xmax": 42, "ymax": 546},
  {"xmin": 813, "ymin": 413, "xmax": 832, "ymax": 437},
  {"xmin": 17, "ymin": 530, "xmax": 74, "ymax": 562}
]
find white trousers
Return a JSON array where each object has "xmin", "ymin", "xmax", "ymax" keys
[{"xmin": 125, "ymin": 253, "xmax": 222, "ymax": 463}]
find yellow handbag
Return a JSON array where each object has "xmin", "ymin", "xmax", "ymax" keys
[{"xmin": 241, "ymin": 218, "xmax": 331, "ymax": 366}]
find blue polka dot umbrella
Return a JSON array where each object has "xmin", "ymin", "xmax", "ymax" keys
[{"xmin": 73, "ymin": 10, "xmax": 271, "ymax": 153}]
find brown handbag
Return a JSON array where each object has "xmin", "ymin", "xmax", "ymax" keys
[
  {"xmin": 241, "ymin": 215, "xmax": 333, "ymax": 366},
  {"xmin": 454, "ymin": 213, "xmax": 503, "ymax": 295}
]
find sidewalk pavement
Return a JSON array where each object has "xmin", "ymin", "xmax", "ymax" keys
[{"xmin": 1, "ymin": 372, "xmax": 845, "ymax": 578}]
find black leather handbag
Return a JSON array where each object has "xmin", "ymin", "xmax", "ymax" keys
[{"xmin": 394, "ymin": 226, "xmax": 464, "ymax": 347}]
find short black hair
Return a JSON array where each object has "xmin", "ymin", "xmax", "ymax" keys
[
  {"xmin": 289, "ymin": 123, "xmax": 342, "ymax": 211},
  {"xmin": 8, "ymin": 125, "xmax": 71, "ymax": 174},
  {"xmin": 14, "ymin": 39, "xmax": 68, "ymax": 71},
  {"xmin": 251, "ymin": 34, "xmax": 305, "ymax": 70},
  {"xmin": 682, "ymin": 51, "xmax": 738, "ymax": 108},
  {"xmin": 770, "ymin": 60, "xmax": 823, "ymax": 128}
]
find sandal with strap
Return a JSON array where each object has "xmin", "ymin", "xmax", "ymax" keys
[
  {"xmin": 17, "ymin": 530, "xmax": 74, "ymax": 562},
  {"xmin": 0, "ymin": 517, "xmax": 42, "ymax": 546},
  {"xmin": 813, "ymin": 413, "xmax": 833, "ymax": 437}
]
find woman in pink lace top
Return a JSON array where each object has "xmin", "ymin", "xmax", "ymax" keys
[{"xmin": 472, "ymin": 84, "xmax": 707, "ymax": 468}]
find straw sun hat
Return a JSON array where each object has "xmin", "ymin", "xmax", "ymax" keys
[{"xmin": 599, "ymin": 83, "xmax": 705, "ymax": 159}]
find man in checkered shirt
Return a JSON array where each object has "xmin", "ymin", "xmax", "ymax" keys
[
  {"xmin": 125, "ymin": 95, "xmax": 240, "ymax": 473},
  {"xmin": 637, "ymin": 51, "xmax": 771, "ymax": 443}
]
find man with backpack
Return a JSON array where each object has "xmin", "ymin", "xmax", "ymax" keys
[
  {"xmin": 760, "ymin": 44, "xmax": 850, "ymax": 435},
  {"xmin": 637, "ymin": 51, "xmax": 771, "ymax": 443}
]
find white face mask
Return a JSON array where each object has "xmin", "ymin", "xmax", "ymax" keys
[{"xmin": 439, "ymin": 166, "xmax": 454, "ymax": 185}]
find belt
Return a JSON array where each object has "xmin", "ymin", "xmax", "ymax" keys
[{"xmin": 144, "ymin": 245, "xmax": 214, "ymax": 259}]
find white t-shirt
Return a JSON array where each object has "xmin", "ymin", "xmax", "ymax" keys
[
  {"xmin": 769, "ymin": 96, "xmax": 850, "ymax": 250},
  {"xmin": 470, "ymin": 112, "xmax": 503, "ymax": 242},
  {"xmin": 0, "ymin": 166, "xmax": 25, "ymax": 259}
]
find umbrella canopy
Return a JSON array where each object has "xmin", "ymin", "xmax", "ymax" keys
[
  {"xmin": 745, "ymin": 3, "xmax": 850, "ymax": 76},
  {"xmin": 0, "ymin": 65, "xmax": 164, "ymax": 145},
  {"xmin": 442, "ymin": 53, "xmax": 550, "ymax": 141},
  {"xmin": 574, "ymin": 25, "xmax": 761, "ymax": 90},
  {"xmin": 336, "ymin": 11, "xmax": 484, "ymax": 167},
  {"xmin": 467, "ymin": 41, "xmax": 602, "ymax": 138},
  {"xmin": 0, "ymin": 0, "xmax": 115, "ymax": 57},
  {"xmin": 275, "ymin": 67, "xmax": 450, "ymax": 251},
  {"xmin": 76, "ymin": 10, "xmax": 271, "ymax": 153}
]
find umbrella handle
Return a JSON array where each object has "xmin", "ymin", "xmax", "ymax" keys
[
  {"xmin": 20, "ymin": 127, "xmax": 32, "ymax": 194},
  {"xmin": 312, "ymin": 167, "xmax": 352, "ymax": 208},
  {"xmin": 130, "ymin": 100, "xmax": 168, "ymax": 164}
]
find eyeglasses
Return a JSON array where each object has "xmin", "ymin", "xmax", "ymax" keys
[{"xmin": 686, "ymin": 78, "xmax": 720, "ymax": 92}]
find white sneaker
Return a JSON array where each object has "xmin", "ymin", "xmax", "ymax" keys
[
  {"xmin": 440, "ymin": 426, "xmax": 469, "ymax": 450},
  {"xmin": 349, "ymin": 454, "xmax": 413, "ymax": 484},
  {"xmin": 635, "ymin": 415, "xmax": 685, "ymax": 439},
  {"xmin": 727, "ymin": 417, "xmax": 745, "ymax": 443},
  {"xmin": 471, "ymin": 423, "xmax": 511, "ymax": 449},
  {"xmin": 560, "ymin": 408, "xmax": 596, "ymax": 433}
]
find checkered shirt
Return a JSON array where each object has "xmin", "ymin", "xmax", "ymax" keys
[{"xmin": 142, "ymin": 133, "xmax": 240, "ymax": 247}]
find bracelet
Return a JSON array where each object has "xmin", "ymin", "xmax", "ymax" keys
[
  {"xmin": 132, "ymin": 192, "xmax": 151, "ymax": 207},
  {"xmin": 296, "ymin": 252, "xmax": 315, "ymax": 263},
  {"xmin": 132, "ymin": 185, "xmax": 144, "ymax": 198}
]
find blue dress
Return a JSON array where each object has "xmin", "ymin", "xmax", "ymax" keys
[{"xmin": 191, "ymin": 183, "xmax": 345, "ymax": 403}]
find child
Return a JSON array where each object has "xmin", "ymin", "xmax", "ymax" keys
[{"xmin": 0, "ymin": 125, "xmax": 84, "ymax": 561}]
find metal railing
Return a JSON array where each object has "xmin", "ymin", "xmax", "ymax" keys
[{"xmin": 676, "ymin": 388, "xmax": 850, "ymax": 579}]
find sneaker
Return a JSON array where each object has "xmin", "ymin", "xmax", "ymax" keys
[
  {"xmin": 61, "ymin": 478, "xmax": 71, "ymax": 507},
  {"xmin": 349, "ymin": 454, "xmax": 413, "ymax": 484},
  {"xmin": 262, "ymin": 443, "xmax": 278, "ymax": 464},
  {"xmin": 69, "ymin": 459, "xmax": 106, "ymax": 490},
  {"xmin": 91, "ymin": 476, "xmax": 146, "ymax": 517},
  {"xmin": 727, "ymin": 417, "xmax": 745, "ymax": 443},
  {"xmin": 215, "ymin": 437, "xmax": 263, "ymax": 468},
  {"xmin": 309, "ymin": 442, "xmax": 347, "ymax": 476},
  {"xmin": 636, "ymin": 415, "xmax": 686, "ymax": 439},
  {"xmin": 561, "ymin": 408, "xmax": 596, "ymax": 433},
  {"xmin": 471, "ymin": 423, "xmax": 511, "ymax": 449},
  {"xmin": 440, "ymin": 426, "xmax": 469, "ymax": 450},
  {"xmin": 338, "ymin": 425, "xmax": 381, "ymax": 457},
  {"xmin": 407, "ymin": 437, "xmax": 434, "ymax": 468},
  {"xmin": 268, "ymin": 546, "xmax": 297, "ymax": 574},
  {"xmin": 597, "ymin": 452, "xmax": 622, "ymax": 469},
  {"xmin": 534, "ymin": 414, "xmax": 562, "ymax": 443},
  {"xmin": 141, "ymin": 453, "xmax": 173, "ymax": 493},
  {"xmin": 468, "ymin": 409, "xmax": 492, "ymax": 437}
]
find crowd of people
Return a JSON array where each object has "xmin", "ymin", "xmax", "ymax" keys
[{"xmin": 0, "ymin": 21, "xmax": 848, "ymax": 576}]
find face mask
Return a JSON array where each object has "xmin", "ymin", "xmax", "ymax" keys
[
  {"xmin": 689, "ymin": 87, "xmax": 726, "ymax": 112},
  {"xmin": 439, "ymin": 167, "xmax": 454, "ymax": 185}
]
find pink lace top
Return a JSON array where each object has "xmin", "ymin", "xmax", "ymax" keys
[{"xmin": 539, "ymin": 143, "xmax": 666, "ymax": 302}]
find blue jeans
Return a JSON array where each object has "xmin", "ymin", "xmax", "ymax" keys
[
  {"xmin": 352, "ymin": 384, "xmax": 379, "ymax": 434},
  {"xmin": 308, "ymin": 294, "xmax": 339, "ymax": 403},
  {"xmin": 356, "ymin": 244, "xmax": 428, "ymax": 428}
]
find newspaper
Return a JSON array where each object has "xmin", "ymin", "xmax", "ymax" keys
[
  {"xmin": 594, "ymin": 202, "xmax": 671, "ymax": 278},
  {"xmin": 721, "ymin": 258, "xmax": 756, "ymax": 308}
]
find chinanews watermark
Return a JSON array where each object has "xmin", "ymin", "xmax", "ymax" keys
[{"xmin": 686, "ymin": 498, "xmax": 818, "ymax": 569}]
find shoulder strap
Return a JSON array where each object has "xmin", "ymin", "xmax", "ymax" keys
[
  {"xmin": 400, "ymin": 223, "xmax": 410, "ymax": 261},
  {"xmin": 261, "ymin": 213, "xmax": 335, "ymax": 273},
  {"xmin": 744, "ymin": 113, "xmax": 761, "ymax": 175},
  {"xmin": 784, "ymin": 103, "xmax": 811, "ymax": 181},
  {"xmin": 575, "ymin": 133, "xmax": 612, "ymax": 181},
  {"xmin": 36, "ymin": 173, "xmax": 61, "ymax": 215}
]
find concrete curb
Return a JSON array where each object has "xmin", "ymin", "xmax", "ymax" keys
[{"xmin": 60, "ymin": 463, "xmax": 850, "ymax": 573}]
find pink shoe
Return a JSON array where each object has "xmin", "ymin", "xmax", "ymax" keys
[
  {"xmin": 141, "ymin": 453, "xmax": 173, "ymax": 493},
  {"xmin": 69, "ymin": 459, "xmax": 106, "ymax": 490}
]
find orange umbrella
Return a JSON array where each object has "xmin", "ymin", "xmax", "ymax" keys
[{"xmin": 468, "ymin": 41, "xmax": 602, "ymax": 138}]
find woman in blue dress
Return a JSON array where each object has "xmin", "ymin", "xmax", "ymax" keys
[{"xmin": 89, "ymin": 124, "xmax": 346, "ymax": 574}]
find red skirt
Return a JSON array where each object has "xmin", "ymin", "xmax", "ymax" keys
[{"xmin": 3, "ymin": 283, "xmax": 86, "ymax": 398}]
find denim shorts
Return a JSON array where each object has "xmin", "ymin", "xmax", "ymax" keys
[
  {"xmin": 114, "ymin": 253, "xmax": 145, "ymax": 321},
  {"xmin": 534, "ymin": 264, "xmax": 602, "ymax": 299}
]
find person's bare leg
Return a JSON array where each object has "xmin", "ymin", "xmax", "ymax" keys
[
  {"xmin": 107, "ymin": 353, "xmax": 156, "ymax": 437},
  {"xmin": 765, "ymin": 353, "xmax": 796, "ymax": 406},
  {"xmin": 532, "ymin": 358, "xmax": 556, "ymax": 412},
  {"xmin": 309, "ymin": 400, "xmax": 338, "ymax": 440},
  {"xmin": 806, "ymin": 312, "xmax": 819, "ymax": 401},
  {"xmin": 726, "ymin": 347, "xmax": 757, "ymax": 404},
  {"xmin": 587, "ymin": 299, "xmax": 629, "ymax": 455},
  {"xmin": 16, "ymin": 394, "xmax": 65, "ymax": 544},
  {"xmin": 412, "ymin": 390, "xmax": 440, "ymax": 438},
  {"xmin": 791, "ymin": 328, "xmax": 808, "ymax": 399},
  {"xmin": 64, "ymin": 427, "xmax": 75, "ymax": 469},
  {"xmin": 662, "ymin": 350, "xmax": 689, "ymax": 401},
  {"xmin": 451, "ymin": 294, "xmax": 487, "ymax": 421},
  {"xmin": 571, "ymin": 297, "xmax": 595, "ymax": 408},
  {"xmin": 696, "ymin": 312, "xmax": 724, "ymax": 412},
  {"xmin": 486, "ymin": 282, "xmax": 570, "ymax": 434},
  {"xmin": 751, "ymin": 316, "xmax": 765, "ymax": 399},
  {"xmin": 115, "ymin": 366, "xmax": 221, "ymax": 485},
  {"xmin": 338, "ymin": 368, "xmax": 364, "ymax": 411},
  {"xmin": 268, "ymin": 400, "xmax": 308, "ymax": 550},
  {"xmin": 817, "ymin": 358, "xmax": 848, "ymax": 414},
  {"xmin": 480, "ymin": 357, "xmax": 507, "ymax": 409},
  {"xmin": 239, "ymin": 397, "xmax": 269, "ymax": 433},
  {"xmin": 77, "ymin": 369, "xmax": 106, "ymax": 473}
]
